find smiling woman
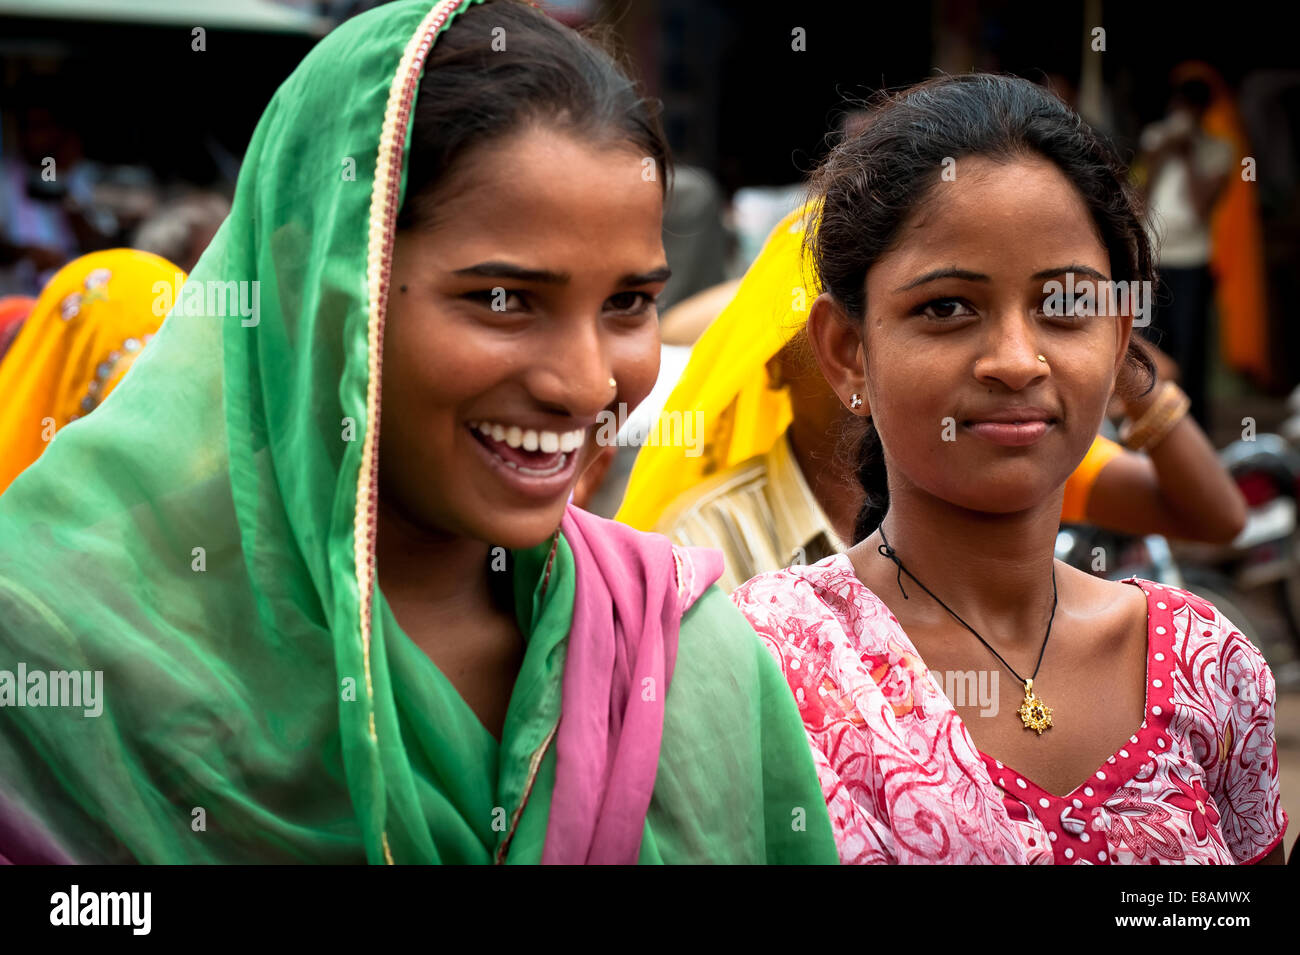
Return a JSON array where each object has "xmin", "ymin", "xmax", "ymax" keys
[
  {"xmin": 0, "ymin": 0, "xmax": 838, "ymax": 865},
  {"xmin": 732, "ymin": 74, "xmax": 1287, "ymax": 865}
]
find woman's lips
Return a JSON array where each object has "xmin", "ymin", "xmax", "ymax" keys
[
  {"xmin": 964, "ymin": 420, "xmax": 1054, "ymax": 446},
  {"xmin": 465, "ymin": 423, "xmax": 582, "ymax": 499}
]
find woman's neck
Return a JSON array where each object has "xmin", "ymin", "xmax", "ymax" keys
[
  {"xmin": 850, "ymin": 482, "xmax": 1065, "ymax": 652},
  {"xmin": 374, "ymin": 495, "xmax": 496, "ymax": 611}
]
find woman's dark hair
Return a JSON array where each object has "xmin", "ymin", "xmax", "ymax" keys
[
  {"xmin": 396, "ymin": 0, "xmax": 671, "ymax": 230},
  {"xmin": 804, "ymin": 73, "xmax": 1158, "ymax": 543}
]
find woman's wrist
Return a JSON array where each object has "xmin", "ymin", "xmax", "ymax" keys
[{"xmin": 1119, "ymin": 381, "xmax": 1191, "ymax": 452}]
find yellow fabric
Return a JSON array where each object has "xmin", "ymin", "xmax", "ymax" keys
[
  {"xmin": 616, "ymin": 202, "xmax": 1128, "ymax": 534},
  {"xmin": 0, "ymin": 249, "xmax": 183, "ymax": 494},
  {"xmin": 1061, "ymin": 433, "xmax": 1123, "ymax": 524},
  {"xmin": 617, "ymin": 202, "xmax": 817, "ymax": 530}
]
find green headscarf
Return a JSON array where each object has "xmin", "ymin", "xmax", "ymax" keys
[{"xmin": 0, "ymin": 0, "xmax": 839, "ymax": 864}]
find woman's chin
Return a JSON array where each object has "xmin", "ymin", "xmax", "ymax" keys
[{"xmin": 475, "ymin": 500, "xmax": 572, "ymax": 551}]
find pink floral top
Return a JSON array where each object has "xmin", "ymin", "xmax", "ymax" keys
[{"xmin": 732, "ymin": 554, "xmax": 1288, "ymax": 865}]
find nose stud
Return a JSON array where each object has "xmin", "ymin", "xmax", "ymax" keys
[
  {"xmin": 1036, "ymin": 354, "xmax": 1048, "ymax": 363},
  {"xmin": 608, "ymin": 377, "xmax": 617, "ymax": 390},
  {"xmin": 850, "ymin": 393, "xmax": 863, "ymax": 409}
]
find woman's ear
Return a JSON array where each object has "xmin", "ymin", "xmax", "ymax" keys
[
  {"xmin": 806, "ymin": 291, "xmax": 870, "ymax": 415},
  {"xmin": 1114, "ymin": 311, "xmax": 1135, "ymax": 378}
]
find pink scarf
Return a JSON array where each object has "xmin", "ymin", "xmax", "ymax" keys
[{"xmin": 541, "ymin": 504, "xmax": 722, "ymax": 864}]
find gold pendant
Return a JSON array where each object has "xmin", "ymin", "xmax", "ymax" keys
[{"xmin": 1018, "ymin": 678, "xmax": 1053, "ymax": 735}]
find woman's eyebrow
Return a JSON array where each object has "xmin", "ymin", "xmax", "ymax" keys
[
  {"xmin": 894, "ymin": 263, "xmax": 1111, "ymax": 293},
  {"xmin": 1030, "ymin": 264, "xmax": 1109, "ymax": 281},
  {"xmin": 894, "ymin": 267, "xmax": 988, "ymax": 292},
  {"xmin": 452, "ymin": 262, "xmax": 569, "ymax": 283},
  {"xmin": 618, "ymin": 266, "xmax": 672, "ymax": 287},
  {"xmin": 449, "ymin": 263, "xmax": 672, "ymax": 287}
]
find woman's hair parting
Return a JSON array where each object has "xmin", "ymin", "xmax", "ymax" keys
[
  {"xmin": 397, "ymin": 0, "xmax": 671, "ymax": 230},
  {"xmin": 804, "ymin": 73, "xmax": 1158, "ymax": 542}
]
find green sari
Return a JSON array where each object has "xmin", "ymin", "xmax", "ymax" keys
[{"xmin": 0, "ymin": 0, "xmax": 836, "ymax": 863}]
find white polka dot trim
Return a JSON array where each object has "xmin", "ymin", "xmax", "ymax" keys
[
  {"xmin": 1038, "ymin": 797, "xmax": 1050, "ymax": 808},
  {"xmin": 1016, "ymin": 778, "xmax": 1027, "ymax": 789},
  {"xmin": 1064, "ymin": 847, "xmax": 1074, "ymax": 859}
]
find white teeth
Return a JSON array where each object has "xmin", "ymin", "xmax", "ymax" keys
[{"xmin": 470, "ymin": 421, "xmax": 588, "ymax": 455}]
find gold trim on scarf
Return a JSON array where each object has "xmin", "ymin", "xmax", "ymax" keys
[{"xmin": 358, "ymin": 0, "xmax": 467, "ymax": 865}]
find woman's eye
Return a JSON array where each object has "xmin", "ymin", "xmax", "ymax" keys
[
  {"xmin": 465, "ymin": 289, "xmax": 528, "ymax": 313},
  {"xmin": 915, "ymin": 298, "xmax": 975, "ymax": 322},
  {"xmin": 605, "ymin": 291, "xmax": 657, "ymax": 315},
  {"xmin": 1037, "ymin": 298, "xmax": 1087, "ymax": 322}
]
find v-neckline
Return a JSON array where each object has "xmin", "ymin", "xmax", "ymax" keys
[{"xmin": 832, "ymin": 554, "xmax": 1178, "ymax": 811}]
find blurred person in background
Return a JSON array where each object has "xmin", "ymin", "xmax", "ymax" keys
[
  {"xmin": 0, "ymin": 249, "xmax": 181, "ymax": 495},
  {"xmin": 617, "ymin": 203, "xmax": 1246, "ymax": 594},
  {"xmin": 1139, "ymin": 68, "xmax": 1236, "ymax": 429},
  {"xmin": 130, "ymin": 191, "xmax": 231, "ymax": 275}
]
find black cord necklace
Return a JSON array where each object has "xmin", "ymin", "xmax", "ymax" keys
[{"xmin": 876, "ymin": 520, "xmax": 1058, "ymax": 735}]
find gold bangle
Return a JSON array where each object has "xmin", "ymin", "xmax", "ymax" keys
[{"xmin": 1121, "ymin": 382, "xmax": 1190, "ymax": 451}]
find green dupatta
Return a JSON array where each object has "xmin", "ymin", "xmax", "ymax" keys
[{"xmin": 0, "ymin": 0, "xmax": 838, "ymax": 864}]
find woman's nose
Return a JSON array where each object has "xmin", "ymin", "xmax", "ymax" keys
[
  {"xmin": 973, "ymin": 314, "xmax": 1048, "ymax": 390},
  {"xmin": 529, "ymin": 326, "xmax": 614, "ymax": 419}
]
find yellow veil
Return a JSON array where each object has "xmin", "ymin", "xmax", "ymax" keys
[
  {"xmin": 0, "ymin": 249, "xmax": 184, "ymax": 494},
  {"xmin": 616, "ymin": 203, "xmax": 818, "ymax": 530}
]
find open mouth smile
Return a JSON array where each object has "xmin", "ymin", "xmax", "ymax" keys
[{"xmin": 466, "ymin": 420, "xmax": 587, "ymax": 496}]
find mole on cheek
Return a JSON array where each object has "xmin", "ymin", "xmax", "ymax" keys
[{"xmin": 399, "ymin": 285, "xmax": 408, "ymax": 293}]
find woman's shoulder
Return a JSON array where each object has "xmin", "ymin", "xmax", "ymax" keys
[
  {"xmin": 1118, "ymin": 575, "xmax": 1276, "ymax": 710},
  {"xmin": 730, "ymin": 553, "xmax": 900, "ymax": 655},
  {"xmin": 565, "ymin": 505, "xmax": 722, "ymax": 607}
]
